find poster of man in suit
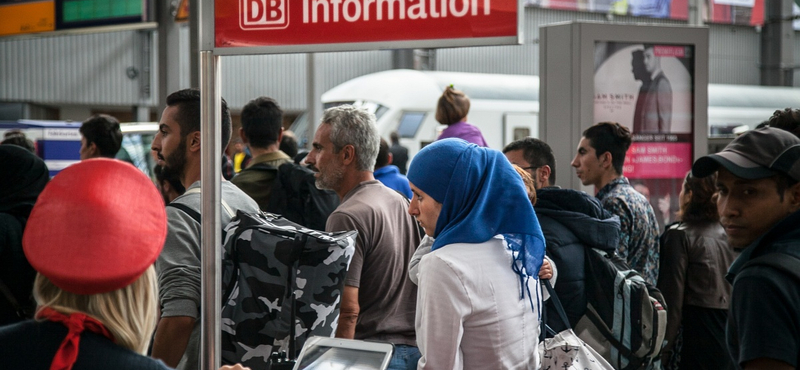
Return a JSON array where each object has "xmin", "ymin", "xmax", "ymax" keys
[{"xmin": 594, "ymin": 41, "xmax": 695, "ymax": 230}]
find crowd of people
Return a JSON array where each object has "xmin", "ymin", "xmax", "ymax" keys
[{"xmin": 1, "ymin": 83, "xmax": 800, "ymax": 370}]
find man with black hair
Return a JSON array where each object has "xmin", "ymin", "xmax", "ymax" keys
[
  {"xmin": 767, "ymin": 108, "xmax": 800, "ymax": 137},
  {"xmin": 504, "ymin": 137, "xmax": 620, "ymax": 331},
  {"xmin": 231, "ymin": 96, "xmax": 293, "ymax": 210},
  {"xmin": 374, "ymin": 138, "xmax": 412, "ymax": 199},
  {"xmin": 389, "ymin": 131, "xmax": 409, "ymax": 175},
  {"xmin": 692, "ymin": 127, "xmax": 800, "ymax": 370},
  {"xmin": 503, "ymin": 137, "xmax": 556, "ymax": 189},
  {"xmin": 150, "ymin": 88, "xmax": 259, "ymax": 370},
  {"xmin": 634, "ymin": 44, "xmax": 672, "ymax": 134},
  {"xmin": 78, "ymin": 114, "xmax": 122, "ymax": 160},
  {"xmin": 571, "ymin": 122, "xmax": 660, "ymax": 285}
]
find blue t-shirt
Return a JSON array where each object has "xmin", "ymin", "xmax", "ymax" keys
[{"xmin": 374, "ymin": 165, "xmax": 412, "ymax": 199}]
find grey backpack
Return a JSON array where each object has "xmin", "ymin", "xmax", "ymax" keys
[
  {"xmin": 573, "ymin": 248, "xmax": 668, "ymax": 370},
  {"xmin": 219, "ymin": 210, "xmax": 356, "ymax": 369}
]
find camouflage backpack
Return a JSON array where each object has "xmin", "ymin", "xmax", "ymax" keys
[{"xmin": 219, "ymin": 210, "xmax": 357, "ymax": 369}]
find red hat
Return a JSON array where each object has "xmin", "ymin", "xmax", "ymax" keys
[{"xmin": 23, "ymin": 159, "xmax": 167, "ymax": 295}]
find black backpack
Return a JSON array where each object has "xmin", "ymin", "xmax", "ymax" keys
[
  {"xmin": 573, "ymin": 248, "xmax": 668, "ymax": 370},
  {"xmin": 242, "ymin": 162, "xmax": 339, "ymax": 231}
]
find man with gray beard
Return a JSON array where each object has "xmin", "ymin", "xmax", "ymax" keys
[{"xmin": 305, "ymin": 105, "xmax": 422, "ymax": 370}]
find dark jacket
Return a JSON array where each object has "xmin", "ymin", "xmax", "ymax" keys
[
  {"xmin": 657, "ymin": 221, "xmax": 737, "ymax": 359},
  {"xmin": 0, "ymin": 320, "xmax": 171, "ymax": 370},
  {"xmin": 725, "ymin": 209, "xmax": 800, "ymax": 369},
  {"xmin": 535, "ymin": 187, "xmax": 620, "ymax": 331}
]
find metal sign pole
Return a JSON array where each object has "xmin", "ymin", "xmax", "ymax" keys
[{"xmin": 199, "ymin": 50, "xmax": 222, "ymax": 370}]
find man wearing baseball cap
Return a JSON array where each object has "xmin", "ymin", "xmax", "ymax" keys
[{"xmin": 692, "ymin": 127, "xmax": 800, "ymax": 370}]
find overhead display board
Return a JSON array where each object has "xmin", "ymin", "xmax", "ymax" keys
[
  {"xmin": 212, "ymin": 0, "xmax": 522, "ymax": 54},
  {"xmin": 56, "ymin": 0, "xmax": 145, "ymax": 29},
  {"xmin": 0, "ymin": 0, "xmax": 55, "ymax": 37}
]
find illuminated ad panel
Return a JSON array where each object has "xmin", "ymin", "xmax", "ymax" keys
[{"xmin": 594, "ymin": 41, "xmax": 695, "ymax": 230}]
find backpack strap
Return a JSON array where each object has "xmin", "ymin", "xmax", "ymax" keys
[
  {"xmin": 241, "ymin": 163, "xmax": 278, "ymax": 173},
  {"xmin": 173, "ymin": 188, "xmax": 235, "ymax": 220}
]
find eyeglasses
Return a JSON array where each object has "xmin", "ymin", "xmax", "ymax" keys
[{"xmin": 520, "ymin": 166, "xmax": 540, "ymax": 172}]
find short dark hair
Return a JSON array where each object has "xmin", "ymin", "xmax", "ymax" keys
[
  {"xmin": 1, "ymin": 130, "xmax": 35, "ymax": 153},
  {"xmin": 166, "ymin": 88, "xmax": 232, "ymax": 148},
  {"xmin": 154, "ymin": 164, "xmax": 185, "ymax": 199},
  {"xmin": 280, "ymin": 133, "xmax": 298, "ymax": 158},
  {"xmin": 503, "ymin": 137, "xmax": 557, "ymax": 184},
  {"xmin": 390, "ymin": 131, "xmax": 400, "ymax": 144},
  {"xmin": 375, "ymin": 138, "xmax": 390, "ymax": 169},
  {"xmin": 241, "ymin": 96, "xmax": 283, "ymax": 148},
  {"xmin": 767, "ymin": 108, "xmax": 800, "ymax": 137},
  {"xmin": 435, "ymin": 86, "xmax": 470, "ymax": 126},
  {"xmin": 582, "ymin": 122, "xmax": 632, "ymax": 175},
  {"xmin": 776, "ymin": 172, "xmax": 800, "ymax": 201},
  {"xmin": 79, "ymin": 114, "xmax": 122, "ymax": 157},
  {"xmin": 680, "ymin": 172, "xmax": 718, "ymax": 224}
]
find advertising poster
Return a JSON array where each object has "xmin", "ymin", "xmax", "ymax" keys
[
  {"xmin": 524, "ymin": 0, "xmax": 688, "ymax": 20},
  {"xmin": 594, "ymin": 41, "xmax": 695, "ymax": 230}
]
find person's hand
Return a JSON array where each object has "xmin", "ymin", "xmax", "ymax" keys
[
  {"xmin": 658, "ymin": 194, "xmax": 671, "ymax": 222},
  {"xmin": 538, "ymin": 258, "xmax": 553, "ymax": 280},
  {"xmin": 219, "ymin": 365, "xmax": 251, "ymax": 370}
]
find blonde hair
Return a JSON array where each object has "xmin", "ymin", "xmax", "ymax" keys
[
  {"xmin": 513, "ymin": 164, "xmax": 537, "ymax": 206},
  {"xmin": 33, "ymin": 265, "xmax": 159, "ymax": 354},
  {"xmin": 435, "ymin": 86, "xmax": 470, "ymax": 125}
]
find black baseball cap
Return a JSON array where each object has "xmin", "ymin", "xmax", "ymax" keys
[{"xmin": 692, "ymin": 127, "xmax": 800, "ymax": 181}]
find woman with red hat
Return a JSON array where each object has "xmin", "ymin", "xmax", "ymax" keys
[{"xmin": 0, "ymin": 159, "xmax": 248, "ymax": 370}]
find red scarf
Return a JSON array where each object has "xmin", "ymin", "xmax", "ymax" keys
[{"xmin": 36, "ymin": 307, "xmax": 115, "ymax": 370}]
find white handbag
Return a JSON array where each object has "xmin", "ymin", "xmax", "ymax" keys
[{"xmin": 539, "ymin": 280, "xmax": 614, "ymax": 370}]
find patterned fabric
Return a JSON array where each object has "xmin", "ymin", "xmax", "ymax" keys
[
  {"xmin": 220, "ymin": 211, "xmax": 356, "ymax": 369},
  {"xmin": 596, "ymin": 177, "xmax": 660, "ymax": 285}
]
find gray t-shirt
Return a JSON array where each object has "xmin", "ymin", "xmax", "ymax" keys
[
  {"xmin": 156, "ymin": 181, "xmax": 260, "ymax": 370},
  {"xmin": 326, "ymin": 180, "xmax": 421, "ymax": 346}
]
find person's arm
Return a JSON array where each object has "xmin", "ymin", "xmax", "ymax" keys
[
  {"xmin": 656, "ymin": 228, "xmax": 688, "ymax": 359},
  {"xmin": 335, "ymin": 285, "xmax": 360, "ymax": 339},
  {"xmin": 409, "ymin": 236, "xmax": 434, "ymax": 285},
  {"xmin": 327, "ymin": 212, "xmax": 364, "ymax": 339},
  {"xmin": 152, "ymin": 205, "xmax": 203, "ymax": 368},
  {"xmin": 743, "ymin": 358, "xmax": 794, "ymax": 370},
  {"xmin": 151, "ymin": 316, "xmax": 196, "ymax": 368},
  {"xmin": 656, "ymin": 77, "xmax": 672, "ymax": 132},
  {"xmin": 416, "ymin": 254, "xmax": 469, "ymax": 370}
]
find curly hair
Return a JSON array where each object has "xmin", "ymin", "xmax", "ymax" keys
[
  {"xmin": 678, "ymin": 171, "xmax": 719, "ymax": 224},
  {"xmin": 767, "ymin": 108, "xmax": 800, "ymax": 138}
]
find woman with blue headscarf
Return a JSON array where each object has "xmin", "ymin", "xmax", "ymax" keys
[{"xmin": 407, "ymin": 139, "xmax": 546, "ymax": 369}]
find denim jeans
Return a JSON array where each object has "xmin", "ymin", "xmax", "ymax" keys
[{"xmin": 387, "ymin": 344, "xmax": 421, "ymax": 370}]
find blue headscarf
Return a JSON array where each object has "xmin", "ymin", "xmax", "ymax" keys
[{"xmin": 407, "ymin": 139, "xmax": 546, "ymax": 304}]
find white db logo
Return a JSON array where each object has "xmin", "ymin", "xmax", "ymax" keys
[{"xmin": 240, "ymin": 0, "xmax": 289, "ymax": 30}]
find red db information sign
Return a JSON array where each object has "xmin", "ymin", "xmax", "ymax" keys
[{"xmin": 214, "ymin": 0, "xmax": 520, "ymax": 53}]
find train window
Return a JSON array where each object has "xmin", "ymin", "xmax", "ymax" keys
[
  {"xmin": 397, "ymin": 112, "xmax": 426, "ymax": 138},
  {"xmin": 323, "ymin": 101, "xmax": 354, "ymax": 110}
]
